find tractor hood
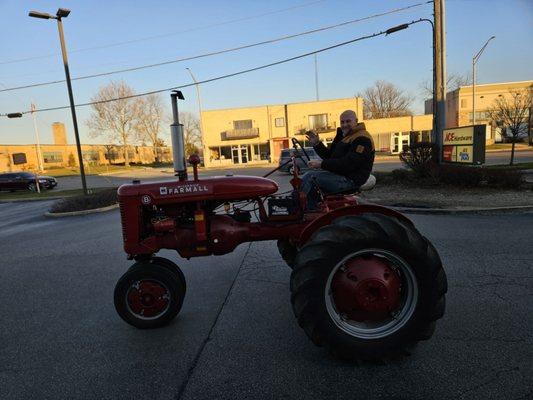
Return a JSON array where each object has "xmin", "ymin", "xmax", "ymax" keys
[{"xmin": 118, "ymin": 175, "xmax": 278, "ymax": 204}]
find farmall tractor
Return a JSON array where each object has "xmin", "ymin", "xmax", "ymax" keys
[{"xmin": 114, "ymin": 91, "xmax": 447, "ymax": 361}]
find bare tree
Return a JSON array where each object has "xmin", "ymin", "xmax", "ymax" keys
[
  {"xmin": 419, "ymin": 72, "xmax": 472, "ymax": 99},
  {"xmin": 176, "ymin": 112, "xmax": 202, "ymax": 157},
  {"xmin": 359, "ymin": 81, "xmax": 413, "ymax": 119},
  {"xmin": 86, "ymin": 81, "xmax": 142, "ymax": 167},
  {"xmin": 486, "ymin": 87, "xmax": 532, "ymax": 165},
  {"xmin": 136, "ymin": 94, "xmax": 166, "ymax": 163}
]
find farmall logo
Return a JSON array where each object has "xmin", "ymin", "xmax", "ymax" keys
[{"xmin": 159, "ymin": 184, "xmax": 210, "ymax": 195}]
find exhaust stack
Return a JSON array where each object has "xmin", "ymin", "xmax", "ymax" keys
[{"xmin": 170, "ymin": 90, "xmax": 187, "ymax": 181}]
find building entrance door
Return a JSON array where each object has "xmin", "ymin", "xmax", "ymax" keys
[
  {"xmin": 231, "ymin": 145, "xmax": 249, "ymax": 164},
  {"xmin": 240, "ymin": 145, "xmax": 248, "ymax": 163},
  {"xmin": 232, "ymin": 146, "xmax": 239, "ymax": 163}
]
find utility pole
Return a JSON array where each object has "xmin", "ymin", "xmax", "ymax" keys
[
  {"xmin": 314, "ymin": 54, "xmax": 319, "ymax": 101},
  {"xmin": 30, "ymin": 102, "xmax": 43, "ymax": 193},
  {"xmin": 30, "ymin": 102, "xmax": 44, "ymax": 172},
  {"xmin": 433, "ymin": 0, "xmax": 446, "ymax": 163}
]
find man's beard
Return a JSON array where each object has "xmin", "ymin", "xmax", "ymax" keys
[{"xmin": 341, "ymin": 127, "xmax": 351, "ymax": 136}]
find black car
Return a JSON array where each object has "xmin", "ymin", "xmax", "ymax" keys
[
  {"xmin": 278, "ymin": 147, "xmax": 321, "ymax": 174},
  {"xmin": 0, "ymin": 172, "xmax": 57, "ymax": 192}
]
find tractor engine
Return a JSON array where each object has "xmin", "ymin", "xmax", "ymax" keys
[{"xmin": 118, "ymin": 176, "xmax": 279, "ymax": 259}]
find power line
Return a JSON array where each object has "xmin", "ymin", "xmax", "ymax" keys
[
  {"xmin": 0, "ymin": 0, "xmax": 326, "ymax": 66},
  {"xmin": 1, "ymin": 19, "xmax": 427, "ymax": 117},
  {"xmin": 0, "ymin": 2, "xmax": 429, "ymax": 93}
]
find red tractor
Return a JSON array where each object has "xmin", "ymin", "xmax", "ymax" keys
[{"xmin": 114, "ymin": 91, "xmax": 447, "ymax": 361}]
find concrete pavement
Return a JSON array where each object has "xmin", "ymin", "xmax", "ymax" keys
[{"xmin": 0, "ymin": 201, "xmax": 531, "ymax": 400}]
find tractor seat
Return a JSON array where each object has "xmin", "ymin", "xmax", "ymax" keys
[{"xmin": 326, "ymin": 174, "xmax": 376, "ymax": 196}]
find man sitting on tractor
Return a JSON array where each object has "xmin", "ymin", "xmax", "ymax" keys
[{"xmin": 302, "ymin": 109, "xmax": 375, "ymax": 210}]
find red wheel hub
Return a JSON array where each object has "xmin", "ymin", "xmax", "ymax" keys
[
  {"xmin": 331, "ymin": 256, "xmax": 402, "ymax": 322},
  {"xmin": 127, "ymin": 280, "xmax": 169, "ymax": 318}
]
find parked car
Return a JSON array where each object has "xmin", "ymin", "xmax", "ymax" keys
[
  {"xmin": 278, "ymin": 147, "xmax": 322, "ymax": 174},
  {"xmin": 0, "ymin": 172, "xmax": 57, "ymax": 192}
]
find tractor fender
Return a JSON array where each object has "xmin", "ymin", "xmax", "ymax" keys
[{"xmin": 298, "ymin": 204, "xmax": 413, "ymax": 246}]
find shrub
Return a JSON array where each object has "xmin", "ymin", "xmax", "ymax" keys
[
  {"xmin": 437, "ymin": 164, "xmax": 484, "ymax": 187},
  {"xmin": 50, "ymin": 188, "xmax": 118, "ymax": 213},
  {"xmin": 372, "ymin": 171, "xmax": 394, "ymax": 184},
  {"xmin": 484, "ymin": 169, "xmax": 523, "ymax": 189},
  {"xmin": 391, "ymin": 168, "xmax": 411, "ymax": 182},
  {"xmin": 399, "ymin": 142, "xmax": 438, "ymax": 178}
]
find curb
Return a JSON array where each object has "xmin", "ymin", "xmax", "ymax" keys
[
  {"xmin": 44, "ymin": 203, "xmax": 119, "ymax": 218},
  {"xmin": 0, "ymin": 196, "xmax": 68, "ymax": 203},
  {"xmin": 485, "ymin": 148, "xmax": 531, "ymax": 153},
  {"xmin": 391, "ymin": 204, "xmax": 533, "ymax": 215},
  {"xmin": 99, "ymin": 167, "xmax": 155, "ymax": 176}
]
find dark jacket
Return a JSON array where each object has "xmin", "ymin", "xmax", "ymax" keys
[{"xmin": 313, "ymin": 123, "xmax": 375, "ymax": 186}]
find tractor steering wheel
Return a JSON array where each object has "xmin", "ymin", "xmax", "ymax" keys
[{"xmin": 291, "ymin": 138, "xmax": 311, "ymax": 161}]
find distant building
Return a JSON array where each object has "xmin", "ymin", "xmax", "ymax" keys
[
  {"xmin": 52, "ymin": 122, "xmax": 67, "ymax": 145},
  {"xmin": 202, "ymin": 97, "xmax": 433, "ymax": 168},
  {"xmin": 425, "ymin": 80, "xmax": 533, "ymax": 142},
  {"xmin": 0, "ymin": 121, "xmax": 172, "ymax": 173}
]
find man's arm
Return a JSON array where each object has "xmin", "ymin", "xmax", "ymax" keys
[
  {"xmin": 321, "ymin": 137, "xmax": 373, "ymax": 174},
  {"xmin": 313, "ymin": 141, "xmax": 331, "ymax": 159}
]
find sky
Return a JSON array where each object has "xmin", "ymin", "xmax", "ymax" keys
[{"xmin": 0, "ymin": 0, "xmax": 532, "ymax": 145}]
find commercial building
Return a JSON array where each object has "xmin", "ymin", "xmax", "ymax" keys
[
  {"xmin": 0, "ymin": 122, "xmax": 171, "ymax": 173},
  {"xmin": 202, "ymin": 97, "xmax": 433, "ymax": 167},
  {"xmin": 425, "ymin": 80, "xmax": 533, "ymax": 142}
]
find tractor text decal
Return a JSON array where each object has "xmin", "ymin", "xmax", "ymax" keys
[{"xmin": 159, "ymin": 184, "xmax": 210, "ymax": 195}]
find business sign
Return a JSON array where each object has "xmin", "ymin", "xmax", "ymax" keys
[{"xmin": 442, "ymin": 125, "xmax": 486, "ymax": 165}]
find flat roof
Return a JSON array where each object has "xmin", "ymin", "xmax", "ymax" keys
[
  {"xmin": 458, "ymin": 80, "xmax": 532, "ymax": 91},
  {"xmin": 204, "ymin": 97, "xmax": 360, "ymax": 113}
]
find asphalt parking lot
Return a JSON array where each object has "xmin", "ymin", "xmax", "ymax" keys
[{"xmin": 0, "ymin": 198, "xmax": 531, "ymax": 400}]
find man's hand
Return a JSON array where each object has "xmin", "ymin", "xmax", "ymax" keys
[
  {"xmin": 307, "ymin": 160, "xmax": 322, "ymax": 169},
  {"xmin": 305, "ymin": 130, "xmax": 320, "ymax": 146}
]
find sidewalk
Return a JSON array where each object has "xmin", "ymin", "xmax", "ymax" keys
[
  {"xmin": 362, "ymin": 182, "xmax": 532, "ymax": 210},
  {"xmin": 485, "ymin": 144, "xmax": 531, "ymax": 153}
]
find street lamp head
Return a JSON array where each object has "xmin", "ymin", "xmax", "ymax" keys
[
  {"xmin": 172, "ymin": 90, "xmax": 185, "ymax": 100},
  {"xmin": 56, "ymin": 8, "xmax": 71, "ymax": 18},
  {"xmin": 28, "ymin": 11, "xmax": 53, "ymax": 19},
  {"xmin": 385, "ymin": 23, "xmax": 409, "ymax": 35},
  {"xmin": 7, "ymin": 113, "xmax": 23, "ymax": 118}
]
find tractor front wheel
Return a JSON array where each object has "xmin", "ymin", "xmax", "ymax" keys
[
  {"xmin": 130, "ymin": 257, "xmax": 187, "ymax": 294},
  {"xmin": 114, "ymin": 261, "xmax": 185, "ymax": 329},
  {"xmin": 290, "ymin": 213, "xmax": 447, "ymax": 361}
]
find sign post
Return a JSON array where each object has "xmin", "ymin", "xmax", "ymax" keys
[{"xmin": 442, "ymin": 125, "xmax": 486, "ymax": 165}]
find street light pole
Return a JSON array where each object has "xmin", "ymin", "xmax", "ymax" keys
[
  {"xmin": 29, "ymin": 8, "xmax": 88, "ymax": 195},
  {"xmin": 186, "ymin": 68, "xmax": 206, "ymax": 161},
  {"xmin": 472, "ymin": 36, "xmax": 495, "ymax": 125}
]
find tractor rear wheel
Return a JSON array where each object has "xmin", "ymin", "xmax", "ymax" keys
[
  {"xmin": 114, "ymin": 261, "xmax": 185, "ymax": 329},
  {"xmin": 290, "ymin": 213, "xmax": 447, "ymax": 361},
  {"xmin": 277, "ymin": 239, "xmax": 298, "ymax": 269}
]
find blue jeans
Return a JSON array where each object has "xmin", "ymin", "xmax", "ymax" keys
[{"xmin": 301, "ymin": 169, "xmax": 357, "ymax": 210}]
